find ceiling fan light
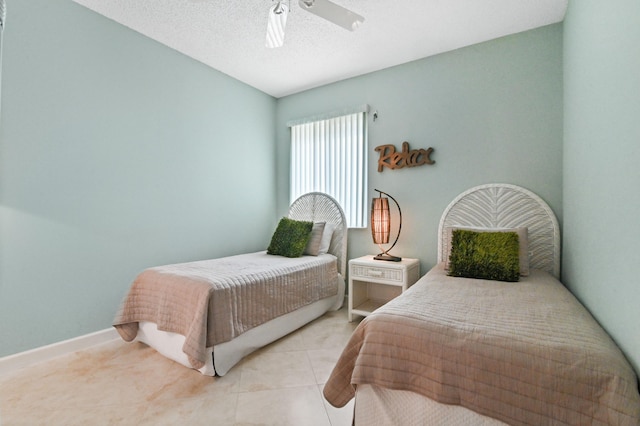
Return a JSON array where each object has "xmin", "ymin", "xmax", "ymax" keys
[
  {"xmin": 273, "ymin": 2, "xmax": 286, "ymax": 14},
  {"xmin": 266, "ymin": 2, "xmax": 289, "ymax": 48}
]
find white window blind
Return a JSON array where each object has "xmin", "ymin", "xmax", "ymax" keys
[{"xmin": 289, "ymin": 108, "xmax": 368, "ymax": 228}]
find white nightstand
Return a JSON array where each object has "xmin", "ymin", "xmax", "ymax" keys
[{"xmin": 348, "ymin": 255, "xmax": 421, "ymax": 322}]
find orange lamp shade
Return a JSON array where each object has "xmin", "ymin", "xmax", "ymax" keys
[{"xmin": 371, "ymin": 197, "xmax": 391, "ymax": 244}]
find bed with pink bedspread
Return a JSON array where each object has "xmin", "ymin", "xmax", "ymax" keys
[
  {"xmin": 324, "ymin": 184, "xmax": 640, "ymax": 425},
  {"xmin": 114, "ymin": 192, "xmax": 347, "ymax": 376}
]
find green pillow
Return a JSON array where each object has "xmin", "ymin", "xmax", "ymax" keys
[
  {"xmin": 267, "ymin": 217, "xmax": 314, "ymax": 258},
  {"xmin": 448, "ymin": 229, "xmax": 520, "ymax": 282}
]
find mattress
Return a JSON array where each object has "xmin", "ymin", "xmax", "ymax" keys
[
  {"xmin": 114, "ymin": 251, "xmax": 338, "ymax": 370},
  {"xmin": 137, "ymin": 280, "xmax": 344, "ymax": 376},
  {"xmin": 355, "ymin": 385, "xmax": 507, "ymax": 426},
  {"xmin": 325, "ymin": 264, "xmax": 640, "ymax": 425}
]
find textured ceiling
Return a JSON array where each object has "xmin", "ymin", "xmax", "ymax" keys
[{"xmin": 71, "ymin": 0, "xmax": 568, "ymax": 98}]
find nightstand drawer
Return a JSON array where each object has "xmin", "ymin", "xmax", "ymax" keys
[{"xmin": 351, "ymin": 265, "xmax": 403, "ymax": 282}]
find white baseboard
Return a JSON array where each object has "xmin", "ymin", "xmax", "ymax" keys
[{"xmin": 0, "ymin": 328, "xmax": 120, "ymax": 378}]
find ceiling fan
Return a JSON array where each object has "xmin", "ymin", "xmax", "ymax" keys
[{"xmin": 266, "ymin": 0, "xmax": 365, "ymax": 48}]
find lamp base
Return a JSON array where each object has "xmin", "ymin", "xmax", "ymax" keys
[{"xmin": 374, "ymin": 253, "xmax": 402, "ymax": 262}]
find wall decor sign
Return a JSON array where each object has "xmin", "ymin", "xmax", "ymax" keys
[{"xmin": 375, "ymin": 141, "xmax": 435, "ymax": 172}]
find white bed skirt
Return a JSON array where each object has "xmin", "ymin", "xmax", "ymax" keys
[
  {"xmin": 135, "ymin": 275, "xmax": 345, "ymax": 376},
  {"xmin": 354, "ymin": 385, "xmax": 507, "ymax": 426}
]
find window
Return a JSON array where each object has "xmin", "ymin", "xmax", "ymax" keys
[{"xmin": 289, "ymin": 106, "xmax": 368, "ymax": 228}]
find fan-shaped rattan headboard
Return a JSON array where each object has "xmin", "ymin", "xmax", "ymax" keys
[
  {"xmin": 438, "ymin": 184, "xmax": 560, "ymax": 278},
  {"xmin": 288, "ymin": 192, "xmax": 348, "ymax": 277}
]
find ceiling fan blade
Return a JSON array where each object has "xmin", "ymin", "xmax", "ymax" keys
[
  {"xmin": 299, "ymin": 0, "xmax": 364, "ymax": 31},
  {"xmin": 266, "ymin": 2, "xmax": 289, "ymax": 48}
]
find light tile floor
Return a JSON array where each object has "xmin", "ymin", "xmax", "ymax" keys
[{"xmin": 0, "ymin": 307, "xmax": 359, "ymax": 426}]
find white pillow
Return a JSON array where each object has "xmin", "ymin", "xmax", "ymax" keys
[
  {"xmin": 444, "ymin": 226, "xmax": 530, "ymax": 276},
  {"xmin": 303, "ymin": 222, "xmax": 326, "ymax": 256},
  {"xmin": 318, "ymin": 222, "xmax": 337, "ymax": 255}
]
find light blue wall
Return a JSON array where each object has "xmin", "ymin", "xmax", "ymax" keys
[
  {"xmin": 563, "ymin": 1, "xmax": 640, "ymax": 372},
  {"xmin": 0, "ymin": 0, "xmax": 277, "ymax": 357},
  {"xmin": 13, "ymin": 4, "xmax": 623, "ymax": 374},
  {"xmin": 276, "ymin": 25, "xmax": 564, "ymax": 273}
]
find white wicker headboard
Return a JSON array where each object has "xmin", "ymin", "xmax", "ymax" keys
[
  {"xmin": 437, "ymin": 184, "xmax": 560, "ymax": 278},
  {"xmin": 288, "ymin": 192, "xmax": 348, "ymax": 277}
]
